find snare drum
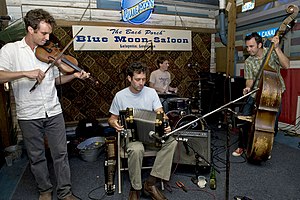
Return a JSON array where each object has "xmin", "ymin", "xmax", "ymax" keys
[{"xmin": 168, "ymin": 98, "xmax": 191, "ymax": 113}]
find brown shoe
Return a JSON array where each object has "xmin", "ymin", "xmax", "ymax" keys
[
  {"xmin": 128, "ymin": 190, "xmax": 140, "ymax": 200},
  {"xmin": 39, "ymin": 192, "xmax": 52, "ymax": 200},
  {"xmin": 62, "ymin": 194, "xmax": 77, "ymax": 200},
  {"xmin": 144, "ymin": 182, "xmax": 167, "ymax": 200}
]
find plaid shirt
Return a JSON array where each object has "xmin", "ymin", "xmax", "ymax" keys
[{"xmin": 244, "ymin": 47, "xmax": 286, "ymax": 92}]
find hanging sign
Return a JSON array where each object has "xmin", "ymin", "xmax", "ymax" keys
[
  {"xmin": 72, "ymin": 25, "xmax": 192, "ymax": 51},
  {"xmin": 257, "ymin": 28, "xmax": 278, "ymax": 38},
  {"xmin": 247, "ymin": 28, "xmax": 278, "ymax": 38},
  {"xmin": 121, "ymin": 0, "xmax": 154, "ymax": 25}
]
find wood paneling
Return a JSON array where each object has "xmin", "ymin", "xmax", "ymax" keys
[
  {"xmin": 226, "ymin": 0, "xmax": 237, "ymax": 77},
  {"xmin": 0, "ymin": 0, "xmax": 8, "ymax": 29},
  {"xmin": 0, "ymin": 0, "xmax": 7, "ymax": 15}
]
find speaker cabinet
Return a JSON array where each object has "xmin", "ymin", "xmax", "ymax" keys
[{"xmin": 173, "ymin": 130, "xmax": 211, "ymax": 166}]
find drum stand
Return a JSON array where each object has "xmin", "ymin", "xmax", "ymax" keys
[{"xmin": 161, "ymin": 89, "xmax": 259, "ymax": 200}]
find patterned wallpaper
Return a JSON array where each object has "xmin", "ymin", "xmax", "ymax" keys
[{"xmin": 54, "ymin": 27, "xmax": 211, "ymax": 122}]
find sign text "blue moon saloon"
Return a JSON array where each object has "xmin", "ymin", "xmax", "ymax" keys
[{"xmin": 76, "ymin": 35, "xmax": 189, "ymax": 44}]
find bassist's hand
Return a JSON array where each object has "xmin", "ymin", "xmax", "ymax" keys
[
  {"xmin": 243, "ymin": 87, "xmax": 251, "ymax": 95},
  {"xmin": 271, "ymin": 36, "xmax": 280, "ymax": 49}
]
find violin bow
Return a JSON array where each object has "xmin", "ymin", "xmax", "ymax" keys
[{"xmin": 29, "ymin": 27, "xmax": 83, "ymax": 92}]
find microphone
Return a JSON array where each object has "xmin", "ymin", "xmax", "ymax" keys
[
  {"xmin": 0, "ymin": 15, "xmax": 13, "ymax": 21},
  {"xmin": 149, "ymin": 131, "xmax": 165, "ymax": 143}
]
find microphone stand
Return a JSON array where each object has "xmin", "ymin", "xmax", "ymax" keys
[
  {"xmin": 134, "ymin": 40, "xmax": 153, "ymax": 61},
  {"xmin": 224, "ymin": 107, "xmax": 235, "ymax": 200}
]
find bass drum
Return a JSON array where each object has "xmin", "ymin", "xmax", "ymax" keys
[{"xmin": 167, "ymin": 110, "xmax": 206, "ymax": 131}]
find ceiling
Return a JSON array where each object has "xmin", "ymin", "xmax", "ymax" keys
[
  {"xmin": 155, "ymin": 0, "xmax": 219, "ymax": 10},
  {"xmin": 180, "ymin": 0, "xmax": 300, "ymax": 29},
  {"xmin": 160, "ymin": 0, "xmax": 296, "ymax": 11}
]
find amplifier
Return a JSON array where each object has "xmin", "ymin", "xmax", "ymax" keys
[{"xmin": 173, "ymin": 130, "xmax": 211, "ymax": 166}]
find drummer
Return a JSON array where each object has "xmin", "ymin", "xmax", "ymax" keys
[{"xmin": 149, "ymin": 56, "xmax": 178, "ymax": 112}]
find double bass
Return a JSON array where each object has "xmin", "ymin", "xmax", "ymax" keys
[{"xmin": 247, "ymin": 5, "xmax": 299, "ymax": 162}]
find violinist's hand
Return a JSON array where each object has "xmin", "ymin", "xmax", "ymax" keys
[
  {"xmin": 26, "ymin": 69, "xmax": 45, "ymax": 83},
  {"xmin": 272, "ymin": 36, "xmax": 280, "ymax": 49},
  {"xmin": 74, "ymin": 71, "xmax": 90, "ymax": 80},
  {"xmin": 54, "ymin": 58, "xmax": 62, "ymax": 66},
  {"xmin": 243, "ymin": 87, "xmax": 251, "ymax": 95}
]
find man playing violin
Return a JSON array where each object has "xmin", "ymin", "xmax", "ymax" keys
[
  {"xmin": 232, "ymin": 32, "xmax": 290, "ymax": 157},
  {"xmin": 0, "ymin": 9, "xmax": 89, "ymax": 200}
]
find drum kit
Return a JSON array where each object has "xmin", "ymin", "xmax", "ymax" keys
[
  {"xmin": 159, "ymin": 94, "xmax": 206, "ymax": 131},
  {"xmin": 159, "ymin": 76, "xmax": 206, "ymax": 131}
]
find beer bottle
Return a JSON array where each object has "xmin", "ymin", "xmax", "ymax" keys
[{"xmin": 209, "ymin": 167, "xmax": 216, "ymax": 190}]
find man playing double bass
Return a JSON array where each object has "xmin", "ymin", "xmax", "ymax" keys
[{"xmin": 232, "ymin": 32, "xmax": 290, "ymax": 157}]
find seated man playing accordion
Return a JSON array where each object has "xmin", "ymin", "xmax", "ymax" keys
[{"xmin": 108, "ymin": 62, "xmax": 177, "ymax": 200}]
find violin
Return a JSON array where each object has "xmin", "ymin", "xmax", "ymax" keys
[
  {"xmin": 29, "ymin": 27, "xmax": 88, "ymax": 92},
  {"xmin": 35, "ymin": 40, "xmax": 98, "ymax": 84}
]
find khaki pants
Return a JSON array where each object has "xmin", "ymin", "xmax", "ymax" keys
[{"xmin": 125, "ymin": 137, "xmax": 177, "ymax": 190}]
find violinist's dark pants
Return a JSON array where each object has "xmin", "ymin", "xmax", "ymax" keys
[
  {"xmin": 238, "ymin": 96, "xmax": 282, "ymax": 149},
  {"xmin": 18, "ymin": 113, "xmax": 72, "ymax": 199}
]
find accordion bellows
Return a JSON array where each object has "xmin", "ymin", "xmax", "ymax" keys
[{"xmin": 132, "ymin": 109, "xmax": 158, "ymax": 145}]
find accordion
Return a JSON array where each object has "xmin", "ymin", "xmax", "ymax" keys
[{"xmin": 119, "ymin": 108, "xmax": 168, "ymax": 147}]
